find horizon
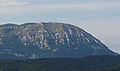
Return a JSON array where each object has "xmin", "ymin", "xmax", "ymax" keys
[{"xmin": 0, "ymin": 0, "xmax": 120, "ymax": 53}]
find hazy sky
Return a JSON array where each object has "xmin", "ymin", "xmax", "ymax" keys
[{"xmin": 0, "ymin": 0, "xmax": 120, "ymax": 53}]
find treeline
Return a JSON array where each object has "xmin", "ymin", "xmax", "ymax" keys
[{"xmin": 0, "ymin": 55, "xmax": 120, "ymax": 71}]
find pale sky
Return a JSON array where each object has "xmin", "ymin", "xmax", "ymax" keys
[{"xmin": 0, "ymin": 0, "xmax": 120, "ymax": 53}]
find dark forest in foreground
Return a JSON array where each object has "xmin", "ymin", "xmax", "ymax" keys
[{"xmin": 0, "ymin": 55, "xmax": 120, "ymax": 71}]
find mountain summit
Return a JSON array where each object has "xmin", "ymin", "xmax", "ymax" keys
[{"xmin": 0, "ymin": 22, "xmax": 117, "ymax": 59}]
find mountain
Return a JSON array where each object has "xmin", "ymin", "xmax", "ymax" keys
[{"xmin": 0, "ymin": 22, "xmax": 118, "ymax": 59}]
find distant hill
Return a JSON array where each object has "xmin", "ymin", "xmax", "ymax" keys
[
  {"xmin": 0, "ymin": 55, "xmax": 120, "ymax": 71},
  {"xmin": 0, "ymin": 22, "xmax": 118, "ymax": 59}
]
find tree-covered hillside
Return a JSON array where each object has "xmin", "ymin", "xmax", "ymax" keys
[{"xmin": 0, "ymin": 55, "xmax": 120, "ymax": 71}]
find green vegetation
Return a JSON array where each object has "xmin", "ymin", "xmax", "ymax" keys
[{"xmin": 0, "ymin": 55, "xmax": 119, "ymax": 71}]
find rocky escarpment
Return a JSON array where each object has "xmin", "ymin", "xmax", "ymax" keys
[{"xmin": 0, "ymin": 22, "xmax": 117, "ymax": 59}]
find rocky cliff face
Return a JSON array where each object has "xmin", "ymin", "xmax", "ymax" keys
[{"xmin": 0, "ymin": 22, "xmax": 117, "ymax": 59}]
